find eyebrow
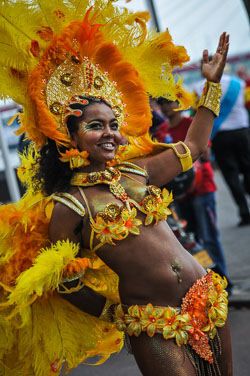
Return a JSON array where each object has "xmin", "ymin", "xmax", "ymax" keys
[{"xmin": 86, "ymin": 118, "xmax": 118, "ymax": 124}]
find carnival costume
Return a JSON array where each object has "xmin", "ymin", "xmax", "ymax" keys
[{"xmin": 0, "ymin": 1, "xmax": 226, "ymax": 375}]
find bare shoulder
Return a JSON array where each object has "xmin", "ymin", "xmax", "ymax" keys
[{"xmin": 49, "ymin": 194, "xmax": 84, "ymax": 244}]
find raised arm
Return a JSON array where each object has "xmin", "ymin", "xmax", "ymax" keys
[
  {"xmin": 139, "ymin": 33, "xmax": 229, "ymax": 187},
  {"xmin": 184, "ymin": 32, "xmax": 229, "ymax": 157}
]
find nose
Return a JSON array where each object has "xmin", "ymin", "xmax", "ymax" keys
[{"xmin": 102, "ymin": 125, "xmax": 114, "ymax": 138}]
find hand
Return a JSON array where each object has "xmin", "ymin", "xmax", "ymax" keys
[{"xmin": 201, "ymin": 32, "xmax": 229, "ymax": 83}]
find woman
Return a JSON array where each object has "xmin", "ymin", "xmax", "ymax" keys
[
  {"xmin": 47, "ymin": 35, "xmax": 230, "ymax": 375},
  {"xmin": 0, "ymin": 1, "xmax": 231, "ymax": 375}
]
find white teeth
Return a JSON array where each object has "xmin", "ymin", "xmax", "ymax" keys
[
  {"xmin": 98, "ymin": 142, "xmax": 115, "ymax": 150},
  {"xmin": 100, "ymin": 143, "xmax": 114, "ymax": 147}
]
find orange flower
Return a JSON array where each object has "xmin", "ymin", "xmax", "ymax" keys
[
  {"xmin": 162, "ymin": 308, "xmax": 192, "ymax": 346},
  {"xmin": 91, "ymin": 217, "xmax": 124, "ymax": 245},
  {"xmin": 139, "ymin": 303, "xmax": 166, "ymax": 337},
  {"xmin": 144, "ymin": 189, "xmax": 173, "ymax": 226},
  {"xmin": 59, "ymin": 148, "xmax": 90, "ymax": 169},
  {"xmin": 118, "ymin": 208, "xmax": 142, "ymax": 236}
]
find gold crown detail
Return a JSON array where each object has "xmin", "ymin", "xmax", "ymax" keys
[
  {"xmin": 46, "ymin": 56, "xmax": 125, "ymax": 134},
  {"xmin": 1, "ymin": 1, "xmax": 193, "ymax": 149}
]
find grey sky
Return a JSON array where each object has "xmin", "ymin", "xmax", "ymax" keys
[{"xmin": 116, "ymin": 0, "xmax": 250, "ymax": 63}]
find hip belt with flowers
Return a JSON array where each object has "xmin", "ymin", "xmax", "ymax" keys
[{"xmin": 113, "ymin": 270, "xmax": 228, "ymax": 364}]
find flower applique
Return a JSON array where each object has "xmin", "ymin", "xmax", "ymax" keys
[
  {"xmin": 117, "ymin": 207, "xmax": 142, "ymax": 236},
  {"xmin": 142, "ymin": 187, "xmax": 173, "ymax": 226},
  {"xmin": 114, "ymin": 271, "xmax": 228, "ymax": 364},
  {"xmin": 59, "ymin": 148, "xmax": 90, "ymax": 169},
  {"xmin": 91, "ymin": 216, "xmax": 124, "ymax": 245}
]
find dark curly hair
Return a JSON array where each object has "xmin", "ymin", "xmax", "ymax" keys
[{"xmin": 34, "ymin": 97, "xmax": 111, "ymax": 195}]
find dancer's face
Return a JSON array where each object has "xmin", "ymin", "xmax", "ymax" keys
[{"xmin": 72, "ymin": 102, "xmax": 122, "ymax": 168}]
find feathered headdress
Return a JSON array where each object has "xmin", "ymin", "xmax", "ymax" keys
[{"xmin": 0, "ymin": 0, "xmax": 192, "ymax": 152}]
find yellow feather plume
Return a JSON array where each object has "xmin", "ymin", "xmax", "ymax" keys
[
  {"xmin": 0, "ymin": 0, "xmax": 192, "ymax": 148},
  {"xmin": 1, "ymin": 240, "xmax": 80, "ymax": 325}
]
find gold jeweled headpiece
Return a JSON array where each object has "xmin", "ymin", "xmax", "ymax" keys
[
  {"xmin": 1, "ymin": 0, "xmax": 193, "ymax": 151},
  {"xmin": 47, "ymin": 56, "xmax": 125, "ymax": 135}
]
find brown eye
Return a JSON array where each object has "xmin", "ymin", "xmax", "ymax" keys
[
  {"xmin": 86, "ymin": 122, "xmax": 104, "ymax": 130},
  {"xmin": 110, "ymin": 122, "xmax": 119, "ymax": 131}
]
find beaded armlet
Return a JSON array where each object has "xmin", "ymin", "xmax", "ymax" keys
[
  {"xmin": 117, "ymin": 162, "xmax": 148, "ymax": 179},
  {"xmin": 51, "ymin": 193, "xmax": 86, "ymax": 217}
]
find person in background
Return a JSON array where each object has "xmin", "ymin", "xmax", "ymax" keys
[
  {"xmin": 154, "ymin": 99, "xmax": 233, "ymax": 294},
  {"xmin": 149, "ymin": 96, "xmax": 167, "ymax": 137},
  {"xmin": 236, "ymin": 64, "xmax": 250, "ymax": 121},
  {"xmin": 194, "ymin": 70, "xmax": 250, "ymax": 227}
]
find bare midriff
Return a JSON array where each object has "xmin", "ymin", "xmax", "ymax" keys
[{"xmin": 96, "ymin": 219, "xmax": 206, "ymax": 307}]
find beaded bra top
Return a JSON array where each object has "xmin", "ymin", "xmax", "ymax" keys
[{"xmin": 52, "ymin": 162, "xmax": 173, "ymax": 252}]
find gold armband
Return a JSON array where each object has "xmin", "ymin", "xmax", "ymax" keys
[
  {"xmin": 57, "ymin": 278, "xmax": 85, "ymax": 294},
  {"xmin": 197, "ymin": 81, "xmax": 222, "ymax": 117},
  {"xmin": 57, "ymin": 270, "xmax": 85, "ymax": 294},
  {"xmin": 167, "ymin": 141, "xmax": 193, "ymax": 172}
]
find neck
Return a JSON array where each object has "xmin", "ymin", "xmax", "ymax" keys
[{"xmin": 78, "ymin": 162, "xmax": 107, "ymax": 173}]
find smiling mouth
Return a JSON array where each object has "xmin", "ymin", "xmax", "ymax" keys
[{"xmin": 98, "ymin": 142, "xmax": 115, "ymax": 151}]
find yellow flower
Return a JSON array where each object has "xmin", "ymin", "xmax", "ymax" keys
[
  {"xmin": 162, "ymin": 308, "xmax": 192, "ymax": 346},
  {"xmin": 125, "ymin": 305, "xmax": 143, "ymax": 337},
  {"xmin": 113, "ymin": 304, "xmax": 127, "ymax": 332},
  {"xmin": 144, "ymin": 189, "xmax": 173, "ymax": 226},
  {"xmin": 59, "ymin": 148, "xmax": 90, "ymax": 169},
  {"xmin": 138, "ymin": 303, "xmax": 166, "ymax": 337},
  {"xmin": 91, "ymin": 217, "xmax": 124, "ymax": 245},
  {"xmin": 118, "ymin": 208, "xmax": 142, "ymax": 236}
]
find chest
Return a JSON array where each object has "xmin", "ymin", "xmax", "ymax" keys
[{"xmin": 84, "ymin": 177, "xmax": 149, "ymax": 219}]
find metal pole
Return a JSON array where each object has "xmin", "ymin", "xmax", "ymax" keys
[
  {"xmin": 145, "ymin": 0, "xmax": 160, "ymax": 31},
  {"xmin": 0, "ymin": 117, "xmax": 20, "ymax": 202}
]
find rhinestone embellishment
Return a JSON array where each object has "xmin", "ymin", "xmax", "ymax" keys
[{"xmin": 49, "ymin": 101, "xmax": 63, "ymax": 115}]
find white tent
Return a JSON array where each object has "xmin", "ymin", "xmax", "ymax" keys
[{"xmin": 117, "ymin": 0, "xmax": 250, "ymax": 63}]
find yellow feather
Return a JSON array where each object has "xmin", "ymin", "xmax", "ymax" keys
[{"xmin": 1, "ymin": 240, "xmax": 80, "ymax": 324}]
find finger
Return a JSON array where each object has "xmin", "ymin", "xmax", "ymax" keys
[
  {"xmin": 216, "ymin": 32, "xmax": 225, "ymax": 53},
  {"xmin": 222, "ymin": 34, "xmax": 229, "ymax": 57},
  {"xmin": 203, "ymin": 49, "xmax": 209, "ymax": 64}
]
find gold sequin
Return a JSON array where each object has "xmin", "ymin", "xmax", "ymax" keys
[
  {"xmin": 105, "ymin": 203, "xmax": 121, "ymax": 219},
  {"xmin": 112, "ymin": 106, "xmax": 122, "ymax": 118},
  {"xmin": 143, "ymin": 195, "xmax": 157, "ymax": 211},
  {"xmin": 60, "ymin": 73, "xmax": 74, "ymax": 86},
  {"xmin": 49, "ymin": 101, "xmax": 63, "ymax": 115},
  {"xmin": 87, "ymin": 172, "xmax": 100, "ymax": 184},
  {"xmin": 94, "ymin": 76, "xmax": 104, "ymax": 89},
  {"xmin": 148, "ymin": 185, "xmax": 162, "ymax": 198}
]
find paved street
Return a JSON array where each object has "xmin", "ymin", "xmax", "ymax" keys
[{"xmin": 67, "ymin": 169, "xmax": 250, "ymax": 376}]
